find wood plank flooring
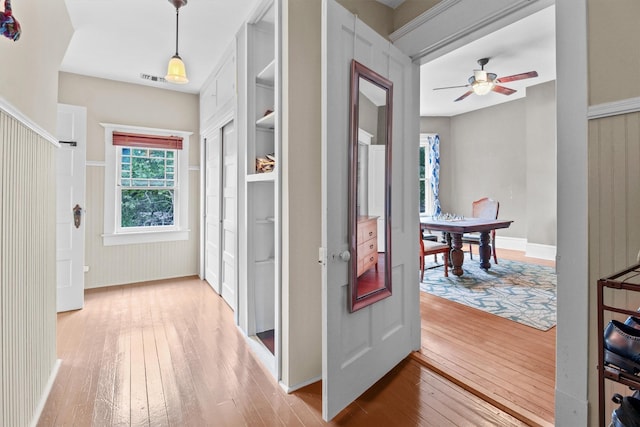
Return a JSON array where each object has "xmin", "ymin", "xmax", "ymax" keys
[
  {"xmin": 38, "ymin": 276, "xmax": 529, "ymax": 426},
  {"xmin": 416, "ymin": 249, "xmax": 556, "ymax": 427}
]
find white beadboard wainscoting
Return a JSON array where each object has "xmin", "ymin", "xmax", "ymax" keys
[{"xmin": 0, "ymin": 102, "xmax": 60, "ymax": 427}]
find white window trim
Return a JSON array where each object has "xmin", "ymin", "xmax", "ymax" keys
[{"xmin": 100, "ymin": 123, "xmax": 193, "ymax": 246}]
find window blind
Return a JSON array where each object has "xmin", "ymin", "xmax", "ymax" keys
[{"xmin": 112, "ymin": 131, "xmax": 183, "ymax": 150}]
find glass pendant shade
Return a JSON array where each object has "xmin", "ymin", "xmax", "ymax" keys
[
  {"xmin": 469, "ymin": 70, "xmax": 496, "ymax": 96},
  {"xmin": 471, "ymin": 80, "xmax": 494, "ymax": 95},
  {"xmin": 166, "ymin": 54, "xmax": 188, "ymax": 84}
]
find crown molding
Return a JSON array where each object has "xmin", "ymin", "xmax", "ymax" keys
[{"xmin": 390, "ymin": 0, "xmax": 554, "ymax": 63}]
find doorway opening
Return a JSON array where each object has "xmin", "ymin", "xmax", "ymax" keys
[{"xmin": 414, "ymin": 5, "xmax": 557, "ymax": 425}]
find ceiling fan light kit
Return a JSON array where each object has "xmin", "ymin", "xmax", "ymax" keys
[
  {"xmin": 433, "ymin": 57, "xmax": 538, "ymax": 102},
  {"xmin": 165, "ymin": 0, "xmax": 189, "ymax": 84},
  {"xmin": 470, "ymin": 70, "xmax": 497, "ymax": 96}
]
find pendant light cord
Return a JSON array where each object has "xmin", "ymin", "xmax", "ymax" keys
[{"xmin": 174, "ymin": 7, "xmax": 180, "ymax": 56}]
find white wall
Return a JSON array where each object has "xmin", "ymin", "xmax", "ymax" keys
[
  {"xmin": 525, "ymin": 81, "xmax": 556, "ymax": 246},
  {"xmin": 281, "ymin": 0, "xmax": 323, "ymax": 389},
  {"xmin": 0, "ymin": 0, "xmax": 72, "ymax": 134},
  {"xmin": 58, "ymin": 72, "xmax": 200, "ymax": 288}
]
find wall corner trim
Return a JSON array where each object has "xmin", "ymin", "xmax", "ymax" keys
[
  {"xmin": 0, "ymin": 97, "xmax": 59, "ymax": 146},
  {"xmin": 279, "ymin": 375, "xmax": 322, "ymax": 394},
  {"xmin": 29, "ymin": 359, "xmax": 62, "ymax": 427},
  {"xmin": 588, "ymin": 96, "xmax": 640, "ymax": 120}
]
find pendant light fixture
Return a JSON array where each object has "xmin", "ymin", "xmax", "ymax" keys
[{"xmin": 165, "ymin": 0, "xmax": 188, "ymax": 84}]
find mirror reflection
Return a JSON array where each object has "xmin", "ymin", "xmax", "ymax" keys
[{"xmin": 349, "ymin": 60, "xmax": 393, "ymax": 312}]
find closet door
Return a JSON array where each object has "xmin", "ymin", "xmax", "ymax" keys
[
  {"xmin": 220, "ymin": 121, "xmax": 237, "ymax": 310},
  {"xmin": 204, "ymin": 130, "xmax": 221, "ymax": 294},
  {"xmin": 321, "ymin": 0, "xmax": 419, "ymax": 421}
]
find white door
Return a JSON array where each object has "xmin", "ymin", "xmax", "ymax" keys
[
  {"xmin": 205, "ymin": 131, "xmax": 222, "ymax": 294},
  {"xmin": 220, "ymin": 121, "xmax": 237, "ymax": 310},
  {"xmin": 56, "ymin": 104, "xmax": 87, "ymax": 312},
  {"xmin": 322, "ymin": 0, "xmax": 419, "ymax": 420},
  {"xmin": 204, "ymin": 121, "xmax": 237, "ymax": 311}
]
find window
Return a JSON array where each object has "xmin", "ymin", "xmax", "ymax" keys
[
  {"xmin": 118, "ymin": 147, "xmax": 176, "ymax": 230},
  {"xmin": 102, "ymin": 124, "xmax": 192, "ymax": 246},
  {"xmin": 419, "ymin": 133, "xmax": 441, "ymax": 216},
  {"xmin": 419, "ymin": 143, "xmax": 427, "ymax": 213}
]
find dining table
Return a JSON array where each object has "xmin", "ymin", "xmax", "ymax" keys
[{"xmin": 420, "ymin": 216, "xmax": 514, "ymax": 276}]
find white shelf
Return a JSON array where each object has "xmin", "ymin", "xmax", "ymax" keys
[
  {"xmin": 256, "ymin": 59, "xmax": 276, "ymax": 86},
  {"xmin": 256, "ymin": 217, "xmax": 276, "ymax": 224},
  {"xmin": 256, "ymin": 111, "xmax": 275, "ymax": 129},
  {"xmin": 246, "ymin": 171, "xmax": 276, "ymax": 182}
]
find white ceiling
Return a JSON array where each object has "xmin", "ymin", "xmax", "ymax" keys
[
  {"xmin": 61, "ymin": 0, "xmax": 261, "ymax": 94},
  {"xmin": 420, "ymin": 5, "xmax": 556, "ymax": 117},
  {"xmin": 60, "ymin": 1, "xmax": 554, "ymax": 117}
]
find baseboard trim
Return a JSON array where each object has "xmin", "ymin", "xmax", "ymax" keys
[
  {"xmin": 279, "ymin": 375, "xmax": 322, "ymax": 394},
  {"xmin": 30, "ymin": 358, "xmax": 61, "ymax": 427},
  {"xmin": 494, "ymin": 237, "xmax": 557, "ymax": 261},
  {"xmin": 495, "ymin": 236, "xmax": 526, "ymax": 251},
  {"xmin": 526, "ymin": 243, "xmax": 556, "ymax": 261}
]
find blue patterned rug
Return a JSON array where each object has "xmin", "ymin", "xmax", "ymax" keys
[{"xmin": 420, "ymin": 255, "xmax": 556, "ymax": 331}]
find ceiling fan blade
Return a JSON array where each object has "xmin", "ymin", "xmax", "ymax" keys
[
  {"xmin": 454, "ymin": 91, "xmax": 473, "ymax": 102},
  {"xmin": 433, "ymin": 84, "xmax": 470, "ymax": 91},
  {"xmin": 495, "ymin": 71, "xmax": 538, "ymax": 84},
  {"xmin": 492, "ymin": 85, "xmax": 517, "ymax": 96}
]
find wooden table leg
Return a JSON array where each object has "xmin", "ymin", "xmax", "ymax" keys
[
  {"xmin": 478, "ymin": 231, "xmax": 492, "ymax": 270},
  {"xmin": 450, "ymin": 233, "xmax": 464, "ymax": 276}
]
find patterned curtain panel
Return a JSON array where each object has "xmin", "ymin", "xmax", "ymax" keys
[{"xmin": 427, "ymin": 134, "xmax": 441, "ymax": 216}]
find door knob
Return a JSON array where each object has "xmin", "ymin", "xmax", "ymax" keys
[
  {"xmin": 73, "ymin": 204, "xmax": 82, "ymax": 229},
  {"xmin": 339, "ymin": 250, "xmax": 351, "ymax": 262}
]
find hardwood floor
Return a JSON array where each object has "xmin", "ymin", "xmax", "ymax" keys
[
  {"xmin": 39, "ymin": 276, "xmax": 529, "ymax": 426},
  {"xmin": 415, "ymin": 248, "xmax": 556, "ymax": 427}
]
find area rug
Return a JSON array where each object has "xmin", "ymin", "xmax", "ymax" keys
[{"xmin": 420, "ymin": 255, "xmax": 556, "ymax": 331}]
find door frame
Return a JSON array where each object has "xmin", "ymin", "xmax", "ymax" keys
[{"xmin": 390, "ymin": 0, "xmax": 589, "ymax": 423}]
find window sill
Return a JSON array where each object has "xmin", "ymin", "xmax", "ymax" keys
[{"xmin": 102, "ymin": 229, "xmax": 189, "ymax": 246}]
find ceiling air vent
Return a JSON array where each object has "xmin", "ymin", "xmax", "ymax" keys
[{"xmin": 140, "ymin": 73, "xmax": 167, "ymax": 83}]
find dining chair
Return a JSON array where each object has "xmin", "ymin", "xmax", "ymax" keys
[
  {"xmin": 420, "ymin": 227, "xmax": 449, "ymax": 279},
  {"xmin": 462, "ymin": 197, "xmax": 500, "ymax": 264}
]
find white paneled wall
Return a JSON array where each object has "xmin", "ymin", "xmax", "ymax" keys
[
  {"xmin": 589, "ymin": 111, "xmax": 640, "ymax": 420},
  {"xmin": 0, "ymin": 109, "xmax": 58, "ymax": 426}
]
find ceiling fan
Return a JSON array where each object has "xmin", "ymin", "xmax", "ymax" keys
[{"xmin": 433, "ymin": 58, "xmax": 538, "ymax": 102}]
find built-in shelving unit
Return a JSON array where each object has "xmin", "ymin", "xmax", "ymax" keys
[
  {"xmin": 256, "ymin": 112, "xmax": 276, "ymax": 129},
  {"xmin": 246, "ymin": 171, "xmax": 276, "ymax": 182},
  {"xmin": 240, "ymin": 0, "xmax": 280, "ymax": 377}
]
